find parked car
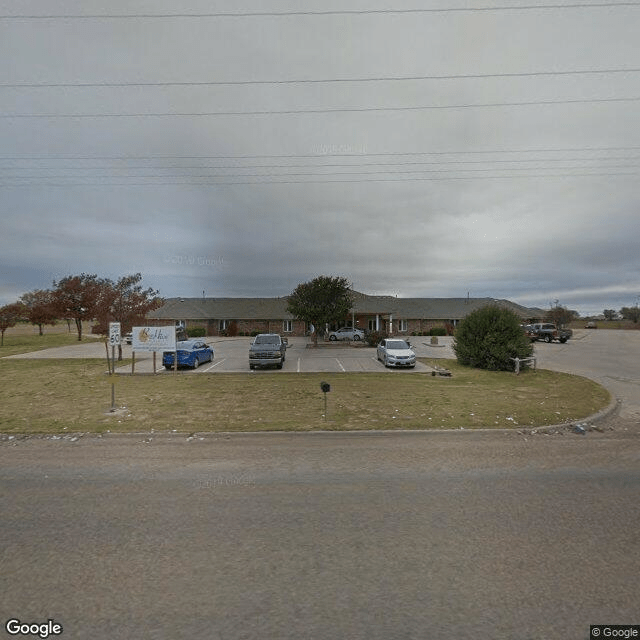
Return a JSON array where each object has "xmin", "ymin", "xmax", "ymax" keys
[
  {"xmin": 123, "ymin": 332, "xmax": 132, "ymax": 345},
  {"xmin": 585, "ymin": 321, "xmax": 598, "ymax": 329},
  {"xmin": 377, "ymin": 338, "xmax": 416, "ymax": 368},
  {"xmin": 525, "ymin": 323, "xmax": 572, "ymax": 343},
  {"xmin": 328, "ymin": 327, "xmax": 365, "ymax": 341},
  {"xmin": 162, "ymin": 340, "xmax": 213, "ymax": 369},
  {"xmin": 249, "ymin": 334, "xmax": 287, "ymax": 369}
]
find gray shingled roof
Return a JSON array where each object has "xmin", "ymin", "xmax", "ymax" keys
[
  {"xmin": 149, "ymin": 292, "xmax": 537, "ymax": 321},
  {"xmin": 149, "ymin": 297, "xmax": 292, "ymax": 320},
  {"xmin": 352, "ymin": 292, "xmax": 535, "ymax": 319}
]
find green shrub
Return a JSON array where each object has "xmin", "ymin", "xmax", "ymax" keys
[
  {"xmin": 186, "ymin": 327, "xmax": 206, "ymax": 337},
  {"xmin": 453, "ymin": 305, "xmax": 533, "ymax": 371},
  {"xmin": 429, "ymin": 327, "xmax": 447, "ymax": 336}
]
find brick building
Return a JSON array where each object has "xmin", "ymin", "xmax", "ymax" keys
[{"xmin": 147, "ymin": 291, "xmax": 541, "ymax": 338}]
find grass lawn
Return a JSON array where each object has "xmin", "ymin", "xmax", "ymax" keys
[
  {"xmin": 0, "ymin": 356, "xmax": 611, "ymax": 434},
  {"xmin": 0, "ymin": 325, "xmax": 99, "ymax": 357}
]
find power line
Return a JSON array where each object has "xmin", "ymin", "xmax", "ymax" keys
[
  {"xmin": 2, "ymin": 96, "xmax": 640, "ymax": 118},
  {"xmin": 2, "ymin": 145, "xmax": 640, "ymax": 160},
  {"xmin": 2, "ymin": 67, "xmax": 639, "ymax": 88},
  {"xmin": 3, "ymin": 168, "xmax": 640, "ymax": 181},
  {"xmin": 1, "ymin": 171, "xmax": 638, "ymax": 187},
  {"xmin": 1, "ymin": 3, "xmax": 639, "ymax": 19},
  {"xmin": 3, "ymin": 156, "xmax": 639, "ymax": 170}
]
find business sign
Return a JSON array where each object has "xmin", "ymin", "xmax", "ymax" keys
[
  {"xmin": 108, "ymin": 322, "xmax": 121, "ymax": 347},
  {"xmin": 131, "ymin": 326, "xmax": 176, "ymax": 352}
]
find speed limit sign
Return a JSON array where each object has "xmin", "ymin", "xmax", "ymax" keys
[{"xmin": 108, "ymin": 322, "xmax": 121, "ymax": 346}]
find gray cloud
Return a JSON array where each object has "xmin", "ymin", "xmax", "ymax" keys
[{"xmin": 1, "ymin": 1, "xmax": 639, "ymax": 316}]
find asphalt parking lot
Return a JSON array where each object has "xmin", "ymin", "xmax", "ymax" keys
[
  {"xmin": 117, "ymin": 336, "xmax": 444, "ymax": 374},
  {"xmin": 5, "ymin": 335, "xmax": 447, "ymax": 374}
]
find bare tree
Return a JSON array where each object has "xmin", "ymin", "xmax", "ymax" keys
[
  {"xmin": 620, "ymin": 306, "xmax": 640, "ymax": 323},
  {"xmin": 545, "ymin": 304, "xmax": 578, "ymax": 328}
]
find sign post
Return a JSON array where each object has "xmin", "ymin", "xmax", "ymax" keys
[
  {"xmin": 108, "ymin": 323, "xmax": 121, "ymax": 410},
  {"xmin": 320, "ymin": 381, "xmax": 331, "ymax": 421},
  {"xmin": 131, "ymin": 326, "xmax": 176, "ymax": 374}
]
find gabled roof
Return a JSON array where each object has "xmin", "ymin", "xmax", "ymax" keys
[
  {"xmin": 149, "ymin": 297, "xmax": 292, "ymax": 320},
  {"xmin": 149, "ymin": 292, "xmax": 538, "ymax": 321},
  {"xmin": 352, "ymin": 291, "xmax": 535, "ymax": 319}
]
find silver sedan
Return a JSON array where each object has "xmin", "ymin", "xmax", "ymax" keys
[
  {"xmin": 328, "ymin": 327, "xmax": 365, "ymax": 341},
  {"xmin": 377, "ymin": 338, "xmax": 417, "ymax": 368}
]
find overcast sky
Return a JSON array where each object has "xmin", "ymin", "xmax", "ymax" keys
[{"xmin": 1, "ymin": 1, "xmax": 639, "ymax": 316}]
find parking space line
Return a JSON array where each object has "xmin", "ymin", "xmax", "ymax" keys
[
  {"xmin": 202, "ymin": 359, "xmax": 226, "ymax": 372},
  {"xmin": 335, "ymin": 358, "xmax": 346, "ymax": 372}
]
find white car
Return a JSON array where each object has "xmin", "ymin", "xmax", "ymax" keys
[
  {"xmin": 328, "ymin": 327, "xmax": 365, "ymax": 341},
  {"xmin": 377, "ymin": 338, "xmax": 416, "ymax": 368}
]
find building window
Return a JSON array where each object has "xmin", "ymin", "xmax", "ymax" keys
[
  {"xmin": 398, "ymin": 319, "xmax": 407, "ymax": 332},
  {"xmin": 368, "ymin": 318, "xmax": 377, "ymax": 332},
  {"xmin": 283, "ymin": 320, "xmax": 293, "ymax": 333},
  {"xmin": 218, "ymin": 320, "xmax": 228, "ymax": 332}
]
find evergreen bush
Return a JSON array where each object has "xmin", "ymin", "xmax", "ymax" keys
[{"xmin": 453, "ymin": 305, "xmax": 533, "ymax": 371}]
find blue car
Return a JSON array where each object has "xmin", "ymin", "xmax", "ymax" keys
[{"xmin": 162, "ymin": 340, "xmax": 214, "ymax": 370}]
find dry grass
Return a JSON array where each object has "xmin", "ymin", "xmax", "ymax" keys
[
  {"xmin": 0, "ymin": 357, "xmax": 610, "ymax": 434},
  {"xmin": 0, "ymin": 322, "xmax": 98, "ymax": 356}
]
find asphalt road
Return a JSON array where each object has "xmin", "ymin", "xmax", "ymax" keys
[
  {"xmin": 2, "ymin": 329, "xmax": 639, "ymax": 640},
  {"xmin": 2, "ymin": 430, "xmax": 639, "ymax": 640}
]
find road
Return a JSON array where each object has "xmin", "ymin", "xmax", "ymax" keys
[
  {"xmin": 1, "ymin": 329, "xmax": 639, "ymax": 640},
  {"xmin": 2, "ymin": 430, "xmax": 639, "ymax": 640}
]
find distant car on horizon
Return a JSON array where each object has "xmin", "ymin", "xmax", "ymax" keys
[
  {"xmin": 377, "ymin": 338, "xmax": 416, "ymax": 368},
  {"xmin": 328, "ymin": 327, "xmax": 365, "ymax": 341},
  {"xmin": 162, "ymin": 340, "xmax": 213, "ymax": 369}
]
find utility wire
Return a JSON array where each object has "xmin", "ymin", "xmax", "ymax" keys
[
  {"xmin": 2, "ymin": 67, "xmax": 638, "ymax": 88},
  {"xmin": 2, "ymin": 145, "xmax": 640, "ymax": 160},
  {"xmin": 2, "ymin": 162, "xmax": 640, "ymax": 181},
  {"xmin": 2, "ymin": 156, "xmax": 639, "ymax": 170},
  {"xmin": 1, "ymin": 171, "xmax": 638, "ymax": 187},
  {"xmin": 1, "ymin": 3, "xmax": 639, "ymax": 19},
  {"xmin": 2, "ymin": 96, "xmax": 639, "ymax": 118},
  {"xmin": 3, "ymin": 163, "xmax": 640, "ymax": 177}
]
